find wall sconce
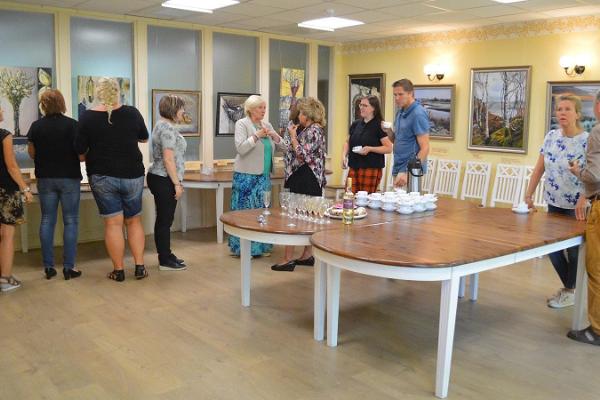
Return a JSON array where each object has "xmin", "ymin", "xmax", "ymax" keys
[
  {"xmin": 424, "ymin": 64, "xmax": 446, "ymax": 81},
  {"xmin": 560, "ymin": 55, "xmax": 586, "ymax": 76}
]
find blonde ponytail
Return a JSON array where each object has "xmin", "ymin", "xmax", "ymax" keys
[{"xmin": 96, "ymin": 77, "xmax": 120, "ymax": 124}]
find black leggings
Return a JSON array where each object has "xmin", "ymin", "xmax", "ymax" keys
[{"xmin": 147, "ymin": 173, "xmax": 177, "ymax": 261}]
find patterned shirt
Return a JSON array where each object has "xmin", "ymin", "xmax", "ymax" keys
[
  {"xmin": 540, "ymin": 128, "xmax": 588, "ymax": 209},
  {"xmin": 148, "ymin": 119, "xmax": 187, "ymax": 182},
  {"xmin": 283, "ymin": 122, "xmax": 326, "ymax": 188}
]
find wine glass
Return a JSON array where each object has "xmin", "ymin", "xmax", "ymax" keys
[
  {"xmin": 262, "ymin": 190, "xmax": 271, "ymax": 215},
  {"xmin": 325, "ymin": 199, "xmax": 333, "ymax": 224},
  {"xmin": 279, "ymin": 192, "xmax": 288, "ymax": 216}
]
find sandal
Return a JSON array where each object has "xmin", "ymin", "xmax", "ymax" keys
[
  {"xmin": 135, "ymin": 265, "xmax": 148, "ymax": 280},
  {"xmin": 567, "ymin": 326, "xmax": 600, "ymax": 346},
  {"xmin": 107, "ymin": 269, "xmax": 125, "ymax": 282},
  {"xmin": 0, "ymin": 275, "xmax": 22, "ymax": 292}
]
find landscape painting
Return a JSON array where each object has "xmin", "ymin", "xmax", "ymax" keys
[
  {"xmin": 414, "ymin": 84, "xmax": 455, "ymax": 140},
  {"xmin": 468, "ymin": 66, "xmax": 531, "ymax": 153},
  {"xmin": 76, "ymin": 76, "xmax": 131, "ymax": 119},
  {"xmin": 546, "ymin": 81, "xmax": 600, "ymax": 132},
  {"xmin": 349, "ymin": 73, "xmax": 385, "ymax": 125}
]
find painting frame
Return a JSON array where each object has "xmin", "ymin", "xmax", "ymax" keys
[
  {"xmin": 546, "ymin": 81, "xmax": 600, "ymax": 133},
  {"xmin": 413, "ymin": 84, "xmax": 455, "ymax": 141},
  {"xmin": 348, "ymin": 73, "xmax": 385, "ymax": 125},
  {"xmin": 216, "ymin": 92, "xmax": 259, "ymax": 137},
  {"xmin": 279, "ymin": 68, "xmax": 305, "ymax": 133},
  {"xmin": 151, "ymin": 89, "xmax": 201, "ymax": 137},
  {"xmin": 76, "ymin": 75, "xmax": 132, "ymax": 119},
  {"xmin": 467, "ymin": 66, "xmax": 531, "ymax": 154}
]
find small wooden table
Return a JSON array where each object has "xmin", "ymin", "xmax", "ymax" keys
[
  {"xmin": 181, "ymin": 170, "xmax": 285, "ymax": 244},
  {"xmin": 310, "ymin": 205, "xmax": 587, "ymax": 398}
]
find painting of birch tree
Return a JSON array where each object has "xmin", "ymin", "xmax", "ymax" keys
[{"xmin": 468, "ymin": 66, "xmax": 531, "ymax": 153}]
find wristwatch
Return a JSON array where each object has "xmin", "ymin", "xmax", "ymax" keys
[{"xmin": 22, "ymin": 187, "xmax": 31, "ymax": 193}]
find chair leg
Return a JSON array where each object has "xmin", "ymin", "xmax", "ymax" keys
[
  {"xmin": 458, "ymin": 276, "xmax": 466, "ymax": 298},
  {"xmin": 469, "ymin": 273, "xmax": 479, "ymax": 302}
]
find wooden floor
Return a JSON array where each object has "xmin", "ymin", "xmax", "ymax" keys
[{"xmin": 1, "ymin": 228, "xmax": 599, "ymax": 399}]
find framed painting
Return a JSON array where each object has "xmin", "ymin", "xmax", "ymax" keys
[
  {"xmin": 279, "ymin": 68, "xmax": 305, "ymax": 133},
  {"xmin": 76, "ymin": 75, "xmax": 131, "ymax": 119},
  {"xmin": 546, "ymin": 81, "xmax": 600, "ymax": 133},
  {"xmin": 468, "ymin": 66, "xmax": 531, "ymax": 153},
  {"xmin": 414, "ymin": 84, "xmax": 455, "ymax": 140},
  {"xmin": 216, "ymin": 92, "xmax": 258, "ymax": 137},
  {"xmin": 348, "ymin": 73, "xmax": 385, "ymax": 125},
  {"xmin": 152, "ymin": 89, "xmax": 201, "ymax": 137}
]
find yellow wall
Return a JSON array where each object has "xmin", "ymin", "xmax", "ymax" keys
[{"xmin": 331, "ymin": 28, "xmax": 600, "ymax": 185}]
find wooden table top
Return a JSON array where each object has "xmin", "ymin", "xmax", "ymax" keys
[
  {"xmin": 184, "ymin": 168, "xmax": 332, "ymax": 183},
  {"xmin": 309, "ymin": 204, "xmax": 586, "ymax": 268},
  {"xmin": 219, "ymin": 198, "xmax": 478, "ymax": 236}
]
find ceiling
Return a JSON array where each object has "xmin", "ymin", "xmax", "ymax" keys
[{"xmin": 14, "ymin": 0, "xmax": 600, "ymax": 42}]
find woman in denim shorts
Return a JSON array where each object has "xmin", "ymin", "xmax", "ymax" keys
[
  {"xmin": 0, "ymin": 106, "xmax": 33, "ymax": 293},
  {"xmin": 75, "ymin": 78, "xmax": 149, "ymax": 282}
]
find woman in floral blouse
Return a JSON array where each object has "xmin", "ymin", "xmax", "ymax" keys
[
  {"xmin": 524, "ymin": 94, "xmax": 589, "ymax": 309},
  {"xmin": 272, "ymin": 97, "xmax": 327, "ymax": 272}
]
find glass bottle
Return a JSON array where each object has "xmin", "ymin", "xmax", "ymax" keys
[{"xmin": 342, "ymin": 178, "xmax": 354, "ymax": 225}]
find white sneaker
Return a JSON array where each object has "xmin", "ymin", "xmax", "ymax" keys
[
  {"xmin": 548, "ymin": 289, "xmax": 575, "ymax": 308},
  {"xmin": 546, "ymin": 288, "xmax": 563, "ymax": 303}
]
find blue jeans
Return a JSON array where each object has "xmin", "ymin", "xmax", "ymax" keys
[
  {"xmin": 547, "ymin": 204, "xmax": 579, "ymax": 289},
  {"xmin": 37, "ymin": 178, "xmax": 81, "ymax": 270}
]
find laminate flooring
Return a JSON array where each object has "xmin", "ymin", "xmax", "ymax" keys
[{"xmin": 1, "ymin": 228, "xmax": 599, "ymax": 399}]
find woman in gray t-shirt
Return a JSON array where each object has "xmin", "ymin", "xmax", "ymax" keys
[{"xmin": 147, "ymin": 95, "xmax": 188, "ymax": 270}]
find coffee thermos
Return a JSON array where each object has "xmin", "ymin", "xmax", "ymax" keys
[{"xmin": 407, "ymin": 157, "xmax": 424, "ymax": 193}]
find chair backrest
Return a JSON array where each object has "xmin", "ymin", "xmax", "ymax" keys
[
  {"xmin": 433, "ymin": 159, "xmax": 462, "ymax": 198},
  {"xmin": 489, "ymin": 164, "xmax": 524, "ymax": 207},
  {"xmin": 460, "ymin": 161, "xmax": 492, "ymax": 206},
  {"xmin": 521, "ymin": 166, "xmax": 547, "ymax": 209},
  {"xmin": 422, "ymin": 158, "xmax": 437, "ymax": 193}
]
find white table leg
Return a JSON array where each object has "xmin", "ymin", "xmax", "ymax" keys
[
  {"xmin": 216, "ymin": 186, "xmax": 224, "ymax": 244},
  {"xmin": 181, "ymin": 189, "xmax": 188, "ymax": 233},
  {"xmin": 458, "ymin": 276, "xmax": 466, "ymax": 298},
  {"xmin": 435, "ymin": 276, "xmax": 460, "ymax": 399},
  {"xmin": 469, "ymin": 273, "xmax": 479, "ymax": 302},
  {"xmin": 327, "ymin": 265, "xmax": 341, "ymax": 347},
  {"xmin": 20, "ymin": 205, "xmax": 28, "ymax": 253},
  {"xmin": 241, "ymin": 238, "xmax": 251, "ymax": 307},
  {"xmin": 314, "ymin": 260, "xmax": 327, "ymax": 341},
  {"xmin": 572, "ymin": 243, "xmax": 588, "ymax": 331}
]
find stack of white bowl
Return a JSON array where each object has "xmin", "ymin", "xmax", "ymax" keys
[
  {"xmin": 356, "ymin": 191, "xmax": 369, "ymax": 206},
  {"xmin": 396, "ymin": 192, "xmax": 438, "ymax": 214}
]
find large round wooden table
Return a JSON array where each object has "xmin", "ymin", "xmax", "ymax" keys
[{"xmin": 309, "ymin": 202, "xmax": 587, "ymax": 398}]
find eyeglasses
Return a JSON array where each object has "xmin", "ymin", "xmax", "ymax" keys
[{"xmin": 359, "ymin": 103, "xmax": 371, "ymax": 108}]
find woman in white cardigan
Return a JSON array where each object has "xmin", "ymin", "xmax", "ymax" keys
[{"xmin": 229, "ymin": 95, "xmax": 287, "ymax": 257}]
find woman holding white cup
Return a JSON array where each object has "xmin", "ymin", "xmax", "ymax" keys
[{"xmin": 342, "ymin": 95, "xmax": 393, "ymax": 193}]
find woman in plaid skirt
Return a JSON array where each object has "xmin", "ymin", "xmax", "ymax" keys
[{"xmin": 342, "ymin": 95, "xmax": 393, "ymax": 193}]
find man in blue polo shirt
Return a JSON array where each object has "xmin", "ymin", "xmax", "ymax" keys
[{"xmin": 382, "ymin": 79, "xmax": 430, "ymax": 187}]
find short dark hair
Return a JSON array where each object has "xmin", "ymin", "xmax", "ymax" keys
[
  {"xmin": 159, "ymin": 95, "xmax": 185, "ymax": 121},
  {"xmin": 361, "ymin": 95, "xmax": 383, "ymax": 121},
  {"xmin": 40, "ymin": 89, "xmax": 66, "ymax": 116},
  {"xmin": 392, "ymin": 79, "xmax": 414, "ymax": 93}
]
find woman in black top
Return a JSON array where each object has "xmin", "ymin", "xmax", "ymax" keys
[
  {"xmin": 75, "ymin": 77, "xmax": 149, "ymax": 282},
  {"xmin": 342, "ymin": 95, "xmax": 393, "ymax": 193},
  {"xmin": 0, "ymin": 105, "xmax": 33, "ymax": 293},
  {"xmin": 28, "ymin": 89, "xmax": 82, "ymax": 280}
]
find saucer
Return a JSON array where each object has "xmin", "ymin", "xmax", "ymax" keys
[
  {"xmin": 382, "ymin": 206, "xmax": 396, "ymax": 212},
  {"xmin": 512, "ymin": 207, "xmax": 530, "ymax": 214},
  {"xmin": 368, "ymin": 202, "xmax": 381, "ymax": 209},
  {"xmin": 397, "ymin": 208, "xmax": 414, "ymax": 215}
]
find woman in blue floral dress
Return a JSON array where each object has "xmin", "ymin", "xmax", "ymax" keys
[
  {"xmin": 524, "ymin": 94, "xmax": 589, "ymax": 308},
  {"xmin": 229, "ymin": 95, "xmax": 287, "ymax": 257}
]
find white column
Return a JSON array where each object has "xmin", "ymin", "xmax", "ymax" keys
[
  {"xmin": 258, "ymin": 34, "xmax": 270, "ymax": 122},
  {"xmin": 307, "ymin": 42, "xmax": 318, "ymax": 98},
  {"xmin": 133, "ymin": 20, "xmax": 149, "ymax": 167},
  {"xmin": 55, "ymin": 11, "xmax": 72, "ymax": 117},
  {"xmin": 201, "ymin": 29, "xmax": 214, "ymax": 166}
]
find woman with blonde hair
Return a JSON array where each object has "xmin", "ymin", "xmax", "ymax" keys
[
  {"xmin": 524, "ymin": 94, "xmax": 589, "ymax": 308},
  {"xmin": 272, "ymin": 96, "xmax": 327, "ymax": 271},
  {"xmin": 75, "ymin": 77, "xmax": 149, "ymax": 282},
  {"xmin": 229, "ymin": 95, "xmax": 287, "ymax": 257},
  {"xmin": 0, "ymin": 105, "xmax": 33, "ymax": 292},
  {"xmin": 27, "ymin": 89, "xmax": 82, "ymax": 280}
]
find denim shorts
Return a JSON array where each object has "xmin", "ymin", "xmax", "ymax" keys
[{"xmin": 89, "ymin": 175, "xmax": 144, "ymax": 218}]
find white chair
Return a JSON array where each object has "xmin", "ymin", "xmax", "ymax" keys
[
  {"xmin": 521, "ymin": 166, "xmax": 547, "ymax": 209},
  {"xmin": 489, "ymin": 164, "xmax": 525, "ymax": 207},
  {"xmin": 433, "ymin": 159, "xmax": 462, "ymax": 198},
  {"xmin": 324, "ymin": 168, "xmax": 349, "ymax": 200},
  {"xmin": 460, "ymin": 161, "xmax": 492, "ymax": 207},
  {"xmin": 422, "ymin": 158, "xmax": 437, "ymax": 193}
]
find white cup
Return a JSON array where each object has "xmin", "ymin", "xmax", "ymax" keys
[
  {"xmin": 357, "ymin": 191, "xmax": 368, "ymax": 198},
  {"xmin": 382, "ymin": 121, "xmax": 392, "ymax": 129},
  {"xmin": 516, "ymin": 202, "xmax": 529, "ymax": 211},
  {"xmin": 352, "ymin": 146, "xmax": 363, "ymax": 153}
]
